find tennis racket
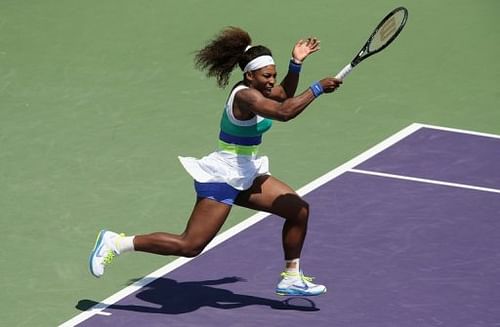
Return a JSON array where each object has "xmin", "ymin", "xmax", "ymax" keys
[{"xmin": 335, "ymin": 6, "xmax": 408, "ymax": 81}]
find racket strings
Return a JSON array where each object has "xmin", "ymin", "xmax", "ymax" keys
[{"xmin": 369, "ymin": 9, "xmax": 407, "ymax": 52}]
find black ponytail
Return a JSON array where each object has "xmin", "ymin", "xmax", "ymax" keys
[{"xmin": 194, "ymin": 27, "xmax": 272, "ymax": 88}]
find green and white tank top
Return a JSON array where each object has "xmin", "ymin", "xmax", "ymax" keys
[
  {"xmin": 178, "ymin": 85, "xmax": 272, "ymax": 190},
  {"xmin": 218, "ymin": 85, "xmax": 273, "ymax": 156}
]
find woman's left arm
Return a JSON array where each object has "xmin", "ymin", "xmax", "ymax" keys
[{"xmin": 271, "ymin": 37, "xmax": 321, "ymax": 100}]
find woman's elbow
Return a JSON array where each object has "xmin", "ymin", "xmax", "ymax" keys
[{"xmin": 276, "ymin": 112, "xmax": 297, "ymax": 122}]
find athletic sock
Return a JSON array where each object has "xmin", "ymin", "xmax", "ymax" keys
[
  {"xmin": 115, "ymin": 235, "xmax": 136, "ymax": 254},
  {"xmin": 285, "ymin": 258, "xmax": 300, "ymax": 275}
]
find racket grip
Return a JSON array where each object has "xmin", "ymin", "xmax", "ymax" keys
[{"xmin": 335, "ymin": 63, "xmax": 353, "ymax": 81}]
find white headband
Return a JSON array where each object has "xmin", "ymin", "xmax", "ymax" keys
[{"xmin": 243, "ymin": 55, "xmax": 275, "ymax": 72}]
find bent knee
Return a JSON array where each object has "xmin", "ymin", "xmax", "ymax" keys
[
  {"xmin": 297, "ymin": 200, "xmax": 310, "ymax": 222},
  {"xmin": 281, "ymin": 196, "xmax": 310, "ymax": 223},
  {"xmin": 178, "ymin": 239, "xmax": 207, "ymax": 258},
  {"xmin": 179, "ymin": 246, "xmax": 204, "ymax": 258}
]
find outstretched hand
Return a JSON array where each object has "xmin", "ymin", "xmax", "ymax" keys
[
  {"xmin": 292, "ymin": 37, "xmax": 321, "ymax": 63},
  {"xmin": 319, "ymin": 77, "xmax": 343, "ymax": 93}
]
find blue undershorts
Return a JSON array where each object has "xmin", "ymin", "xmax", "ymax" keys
[{"xmin": 194, "ymin": 181, "xmax": 241, "ymax": 206}]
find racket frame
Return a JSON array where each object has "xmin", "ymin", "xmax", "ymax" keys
[{"xmin": 335, "ymin": 6, "xmax": 408, "ymax": 80}]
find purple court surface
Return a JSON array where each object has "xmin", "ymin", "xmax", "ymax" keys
[{"xmin": 64, "ymin": 124, "xmax": 500, "ymax": 327}]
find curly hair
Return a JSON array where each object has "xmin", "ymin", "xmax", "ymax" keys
[{"xmin": 194, "ymin": 26, "xmax": 273, "ymax": 88}]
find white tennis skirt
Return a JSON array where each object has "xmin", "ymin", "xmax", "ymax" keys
[{"xmin": 178, "ymin": 151, "xmax": 270, "ymax": 191}]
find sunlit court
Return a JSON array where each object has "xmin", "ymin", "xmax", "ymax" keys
[{"xmin": 1, "ymin": 1, "xmax": 499, "ymax": 326}]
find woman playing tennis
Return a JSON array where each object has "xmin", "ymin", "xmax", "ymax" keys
[{"xmin": 89, "ymin": 26, "xmax": 342, "ymax": 296}]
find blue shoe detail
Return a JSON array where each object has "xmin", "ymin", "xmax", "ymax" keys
[
  {"xmin": 275, "ymin": 271, "xmax": 327, "ymax": 296},
  {"xmin": 88, "ymin": 230, "xmax": 107, "ymax": 278}
]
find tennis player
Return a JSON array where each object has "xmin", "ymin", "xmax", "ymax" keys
[{"xmin": 89, "ymin": 27, "xmax": 341, "ymax": 296}]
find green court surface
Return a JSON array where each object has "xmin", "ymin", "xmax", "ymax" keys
[{"xmin": 1, "ymin": 0, "xmax": 499, "ymax": 326}]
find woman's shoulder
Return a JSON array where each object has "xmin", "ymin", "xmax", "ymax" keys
[{"xmin": 230, "ymin": 82, "xmax": 249, "ymax": 93}]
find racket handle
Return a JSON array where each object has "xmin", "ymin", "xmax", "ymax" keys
[{"xmin": 335, "ymin": 63, "xmax": 353, "ymax": 81}]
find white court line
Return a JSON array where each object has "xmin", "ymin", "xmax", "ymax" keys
[
  {"xmin": 349, "ymin": 168, "xmax": 500, "ymax": 194},
  {"xmin": 59, "ymin": 122, "xmax": 498, "ymax": 326},
  {"xmin": 416, "ymin": 123, "xmax": 500, "ymax": 140},
  {"xmin": 94, "ymin": 312, "xmax": 112, "ymax": 316}
]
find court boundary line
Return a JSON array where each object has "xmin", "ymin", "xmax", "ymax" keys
[
  {"xmin": 349, "ymin": 168, "xmax": 500, "ymax": 194},
  {"xmin": 59, "ymin": 122, "xmax": 499, "ymax": 326},
  {"xmin": 416, "ymin": 123, "xmax": 500, "ymax": 140}
]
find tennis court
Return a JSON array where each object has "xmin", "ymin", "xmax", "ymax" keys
[
  {"xmin": 62, "ymin": 124, "xmax": 500, "ymax": 326},
  {"xmin": 1, "ymin": 1, "xmax": 499, "ymax": 326}
]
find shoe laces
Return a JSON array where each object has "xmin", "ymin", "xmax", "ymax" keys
[
  {"xmin": 103, "ymin": 233, "xmax": 124, "ymax": 265},
  {"xmin": 103, "ymin": 252, "xmax": 115, "ymax": 265},
  {"xmin": 280, "ymin": 271, "xmax": 315, "ymax": 282}
]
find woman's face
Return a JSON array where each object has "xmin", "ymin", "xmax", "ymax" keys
[{"xmin": 247, "ymin": 65, "xmax": 277, "ymax": 97}]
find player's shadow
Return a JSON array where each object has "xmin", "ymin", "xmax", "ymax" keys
[{"xmin": 77, "ymin": 276, "xmax": 319, "ymax": 314}]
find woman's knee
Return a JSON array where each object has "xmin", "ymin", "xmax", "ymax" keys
[
  {"xmin": 278, "ymin": 195, "xmax": 309, "ymax": 223},
  {"xmin": 296, "ymin": 199, "xmax": 310, "ymax": 223},
  {"xmin": 177, "ymin": 237, "xmax": 207, "ymax": 258}
]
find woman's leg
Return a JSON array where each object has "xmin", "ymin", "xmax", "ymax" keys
[
  {"xmin": 133, "ymin": 197, "xmax": 232, "ymax": 257},
  {"xmin": 235, "ymin": 175, "xmax": 309, "ymax": 261},
  {"xmin": 235, "ymin": 175, "xmax": 326, "ymax": 296},
  {"xmin": 89, "ymin": 197, "xmax": 232, "ymax": 278}
]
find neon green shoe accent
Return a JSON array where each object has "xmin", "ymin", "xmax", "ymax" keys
[
  {"xmin": 276, "ymin": 271, "xmax": 327, "ymax": 296},
  {"xmin": 102, "ymin": 233, "xmax": 124, "ymax": 266},
  {"xmin": 280, "ymin": 271, "xmax": 315, "ymax": 282},
  {"xmin": 103, "ymin": 251, "xmax": 116, "ymax": 265},
  {"xmin": 112, "ymin": 233, "xmax": 125, "ymax": 252}
]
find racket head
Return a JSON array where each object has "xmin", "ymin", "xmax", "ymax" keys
[{"xmin": 353, "ymin": 6, "xmax": 408, "ymax": 65}]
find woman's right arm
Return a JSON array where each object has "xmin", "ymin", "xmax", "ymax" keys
[{"xmin": 235, "ymin": 77, "xmax": 342, "ymax": 122}]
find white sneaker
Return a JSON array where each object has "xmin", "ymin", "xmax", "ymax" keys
[
  {"xmin": 88, "ymin": 230, "xmax": 122, "ymax": 278},
  {"xmin": 275, "ymin": 271, "xmax": 327, "ymax": 296}
]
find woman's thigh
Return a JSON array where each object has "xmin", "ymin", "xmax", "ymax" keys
[
  {"xmin": 235, "ymin": 175, "xmax": 309, "ymax": 219},
  {"xmin": 183, "ymin": 197, "xmax": 233, "ymax": 245}
]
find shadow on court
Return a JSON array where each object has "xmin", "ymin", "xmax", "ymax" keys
[{"xmin": 76, "ymin": 276, "xmax": 319, "ymax": 315}]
